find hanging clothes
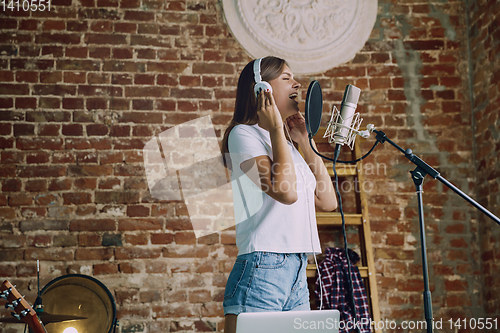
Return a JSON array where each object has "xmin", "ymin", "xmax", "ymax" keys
[{"xmin": 315, "ymin": 247, "xmax": 372, "ymax": 333}]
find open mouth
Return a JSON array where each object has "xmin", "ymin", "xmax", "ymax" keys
[{"xmin": 289, "ymin": 93, "xmax": 298, "ymax": 102}]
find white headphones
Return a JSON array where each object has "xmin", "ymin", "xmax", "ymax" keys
[{"xmin": 253, "ymin": 57, "xmax": 273, "ymax": 98}]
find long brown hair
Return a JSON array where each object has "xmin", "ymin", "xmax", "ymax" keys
[{"xmin": 221, "ymin": 56, "xmax": 287, "ymax": 168}]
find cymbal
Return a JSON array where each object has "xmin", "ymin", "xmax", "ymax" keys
[{"xmin": 0, "ymin": 311, "xmax": 87, "ymax": 324}]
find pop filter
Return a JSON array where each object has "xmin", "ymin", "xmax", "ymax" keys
[{"xmin": 305, "ymin": 80, "xmax": 323, "ymax": 137}]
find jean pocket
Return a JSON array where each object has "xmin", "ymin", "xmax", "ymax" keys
[
  {"xmin": 224, "ymin": 258, "xmax": 247, "ymax": 300},
  {"xmin": 256, "ymin": 252, "xmax": 288, "ymax": 269}
]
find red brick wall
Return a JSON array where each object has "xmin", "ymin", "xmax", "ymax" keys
[
  {"xmin": 0, "ymin": 0, "xmax": 497, "ymax": 332},
  {"xmin": 468, "ymin": 0, "xmax": 500, "ymax": 320}
]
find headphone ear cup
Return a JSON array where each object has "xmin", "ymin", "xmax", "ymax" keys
[{"xmin": 254, "ymin": 81, "xmax": 273, "ymax": 98}]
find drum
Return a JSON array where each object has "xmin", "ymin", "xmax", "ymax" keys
[{"xmin": 40, "ymin": 274, "xmax": 117, "ymax": 333}]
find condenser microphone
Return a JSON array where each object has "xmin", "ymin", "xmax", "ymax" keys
[
  {"xmin": 324, "ymin": 84, "xmax": 367, "ymax": 153},
  {"xmin": 322, "ymin": 84, "xmax": 362, "ymax": 161},
  {"xmin": 334, "ymin": 84, "xmax": 361, "ymax": 145}
]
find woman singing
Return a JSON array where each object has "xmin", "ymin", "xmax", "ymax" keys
[{"xmin": 220, "ymin": 56, "xmax": 337, "ymax": 333}]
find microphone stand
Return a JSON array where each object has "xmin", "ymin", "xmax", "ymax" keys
[{"xmin": 371, "ymin": 129, "xmax": 500, "ymax": 333}]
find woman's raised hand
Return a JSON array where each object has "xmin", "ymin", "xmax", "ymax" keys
[
  {"xmin": 257, "ymin": 90, "xmax": 283, "ymax": 132},
  {"xmin": 286, "ymin": 112, "xmax": 308, "ymax": 144}
]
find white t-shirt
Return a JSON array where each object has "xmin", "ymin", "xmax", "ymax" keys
[{"xmin": 228, "ymin": 124, "xmax": 321, "ymax": 255}]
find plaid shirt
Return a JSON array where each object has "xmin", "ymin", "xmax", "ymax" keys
[{"xmin": 315, "ymin": 247, "xmax": 372, "ymax": 333}]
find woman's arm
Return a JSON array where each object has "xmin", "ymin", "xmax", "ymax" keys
[
  {"xmin": 286, "ymin": 113, "xmax": 337, "ymax": 212},
  {"xmin": 240, "ymin": 90, "xmax": 298, "ymax": 205}
]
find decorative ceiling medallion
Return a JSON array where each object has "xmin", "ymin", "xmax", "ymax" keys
[{"xmin": 222, "ymin": 0, "xmax": 378, "ymax": 75}]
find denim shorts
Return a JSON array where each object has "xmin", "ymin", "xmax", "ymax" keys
[{"xmin": 223, "ymin": 252, "xmax": 310, "ymax": 315}]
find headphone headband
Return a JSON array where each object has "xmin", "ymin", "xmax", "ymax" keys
[{"xmin": 253, "ymin": 57, "xmax": 263, "ymax": 83}]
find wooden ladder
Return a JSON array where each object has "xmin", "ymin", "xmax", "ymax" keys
[{"xmin": 305, "ymin": 127, "xmax": 381, "ymax": 331}]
